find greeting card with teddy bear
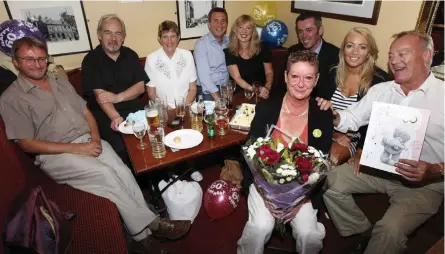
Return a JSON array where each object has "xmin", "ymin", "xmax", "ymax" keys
[{"xmin": 360, "ymin": 102, "xmax": 431, "ymax": 175}]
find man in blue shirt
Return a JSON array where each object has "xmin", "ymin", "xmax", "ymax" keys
[{"xmin": 194, "ymin": 7, "xmax": 229, "ymax": 101}]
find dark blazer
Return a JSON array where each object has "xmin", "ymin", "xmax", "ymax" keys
[
  {"xmin": 288, "ymin": 39, "xmax": 340, "ymax": 99},
  {"xmin": 243, "ymin": 94, "xmax": 333, "ymax": 201},
  {"xmin": 326, "ymin": 67, "xmax": 390, "ymax": 149}
]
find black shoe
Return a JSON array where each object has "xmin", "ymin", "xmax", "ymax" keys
[{"xmin": 347, "ymin": 226, "xmax": 373, "ymax": 254}]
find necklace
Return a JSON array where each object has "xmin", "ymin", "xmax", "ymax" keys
[{"xmin": 284, "ymin": 97, "xmax": 308, "ymax": 117}]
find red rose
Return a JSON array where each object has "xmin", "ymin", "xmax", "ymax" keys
[
  {"xmin": 295, "ymin": 157, "xmax": 313, "ymax": 174},
  {"xmin": 302, "ymin": 174, "xmax": 309, "ymax": 183},
  {"xmin": 264, "ymin": 151, "xmax": 280, "ymax": 165},
  {"xmin": 291, "ymin": 143, "xmax": 308, "ymax": 152}
]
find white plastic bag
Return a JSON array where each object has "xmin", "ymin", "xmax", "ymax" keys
[{"xmin": 158, "ymin": 179, "xmax": 203, "ymax": 223}]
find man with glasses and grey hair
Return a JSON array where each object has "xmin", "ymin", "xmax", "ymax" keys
[
  {"xmin": 0, "ymin": 36, "xmax": 191, "ymax": 254},
  {"xmin": 82, "ymin": 14, "xmax": 148, "ymax": 167}
]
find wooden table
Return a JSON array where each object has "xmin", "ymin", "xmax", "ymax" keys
[{"xmin": 123, "ymin": 93, "xmax": 250, "ymax": 175}]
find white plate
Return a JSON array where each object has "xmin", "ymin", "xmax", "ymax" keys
[
  {"xmin": 164, "ymin": 129, "xmax": 204, "ymax": 149},
  {"xmin": 118, "ymin": 119, "xmax": 148, "ymax": 135}
]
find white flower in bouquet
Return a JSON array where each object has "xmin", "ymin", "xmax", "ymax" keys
[
  {"xmin": 308, "ymin": 172, "xmax": 320, "ymax": 184},
  {"xmin": 276, "ymin": 168, "xmax": 283, "ymax": 174},
  {"xmin": 276, "ymin": 143, "xmax": 285, "ymax": 153},
  {"xmin": 286, "ymin": 177, "xmax": 292, "ymax": 182},
  {"xmin": 279, "ymin": 179, "xmax": 285, "ymax": 184},
  {"xmin": 257, "ymin": 137, "xmax": 264, "ymax": 143},
  {"xmin": 264, "ymin": 137, "xmax": 270, "ymax": 142},
  {"xmin": 308, "ymin": 147, "xmax": 321, "ymax": 158},
  {"xmin": 247, "ymin": 147, "xmax": 256, "ymax": 159}
]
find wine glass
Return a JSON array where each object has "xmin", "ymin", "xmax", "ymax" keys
[
  {"xmin": 252, "ymin": 81, "xmax": 262, "ymax": 103},
  {"xmin": 132, "ymin": 121, "xmax": 148, "ymax": 150},
  {"xmin": 244, "ymin": 88, "xmax": 254, "ymax": 100}
]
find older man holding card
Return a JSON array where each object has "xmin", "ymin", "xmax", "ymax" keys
[{"xmin": 322, "ymin": 30, "xmax": 444, "ymax": 254}]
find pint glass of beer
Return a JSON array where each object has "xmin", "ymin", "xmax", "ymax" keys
[{"xmin": 145, "ymin": 102, "xmax": 160, "ymax": 128}]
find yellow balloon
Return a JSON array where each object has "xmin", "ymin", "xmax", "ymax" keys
[{"xmin": 251, "ymin": 1, "xmax": 278, "ymax": 27}]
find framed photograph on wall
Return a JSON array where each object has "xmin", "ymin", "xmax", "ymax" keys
[
  {"xmin": 291, "ymin": 1, "xmax": 382, "ymax": 25},
  {"xmin": 176, "ymin": 0, "xmax": 225, "ymax": 40},
  {"xmin": 4, "ymin": 1, "xmax": 92, "ymax": 56}
]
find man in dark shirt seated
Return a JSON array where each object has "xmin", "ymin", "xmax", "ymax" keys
[
  {"xmin": 82, "ymin": 14, "xmax": 148, "ymax": 166},
  {"xmin": 288, "ymin": 11, "xmax": 339, "ymax": 99}
]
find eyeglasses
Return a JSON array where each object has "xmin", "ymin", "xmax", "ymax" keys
[{"xmin": 16, "ymin": 56, "xmax": 49, "ymax": 64}]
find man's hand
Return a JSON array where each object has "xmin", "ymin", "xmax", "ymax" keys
[
  {"xmin": 395, "ymin": 159, "xmax": 437, "ymax": 182},
  {"xmin": 91, "ymin": 136, "xmax": 102, "ymax": 150},
  {"xmin": 315, "ymin": 97, "xmax": 332, "ymax": 111},
  {"xmin": 73, "ymin": 142, "xmax": 102, "ymax": 157},
  {"xmin": 98, "ymin": 91, "xmax": 122, "ymax": 104},
  {"xmin": 258, "ymin": 87, "xmax": 269, "ymax": 99},
  {"xmin": 348, "ymin": 148, "xmax": 362, "ymax": 176},
  {"xmin": 110, "ymin": 116, "xmax": 124, "ymax": 131},
  {"xmin": 333, "ymin": 132, "xmax": 351, "ymax": 148}
]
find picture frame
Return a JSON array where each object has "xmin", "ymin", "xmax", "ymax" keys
[
  {"xmin": 4, "ymin": 1, "xmax": 92, "ymax": 56},
  {"xmin": 290, "ymin": 0, "xmax": 382, "ymax": 25},
  {"xmin": 176, "ymin": 0, "xmax": 225, "ymax": 40}
]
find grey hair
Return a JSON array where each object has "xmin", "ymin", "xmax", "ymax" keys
[
  {"xmin": 97, "ymin": 14, "xmax": 126, "ymax": 36},
  {"xmin": 392, "ymin": 30, "xmax": 434, "ymax": 66}
]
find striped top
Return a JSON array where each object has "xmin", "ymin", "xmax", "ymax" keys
[{"xmin": 331, "ymin": 88, "xmax": 358, "ymax": 110}]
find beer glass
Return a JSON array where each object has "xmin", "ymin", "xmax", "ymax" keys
[
  {"xmin": 175, "ymin": 96, "xmax": 186, "ymax": 118},
  {"xmin": 148, "ymin": 127, "xmax": 166, "ymax": 159},
  {"xmin": 155, "ymin": 98, "xmax": 168, "ymax": 127},
  {"xmin": 145, "ymin": 102, "xmax": 160, "ymax": 128}
]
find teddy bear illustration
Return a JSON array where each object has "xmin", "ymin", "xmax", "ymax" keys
[{"xmin": 380, "ymin": 128, "xmax": 411, "ymax": 166}]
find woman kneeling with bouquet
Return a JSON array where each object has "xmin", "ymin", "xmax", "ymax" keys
[{"xmin": 237, "ymin": 51, "xmax": 333, "ymax": 254}]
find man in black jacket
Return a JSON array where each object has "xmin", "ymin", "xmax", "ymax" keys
[{"xmin": 288, "ymin": 11, "xmax": 339, "ymax": 99}]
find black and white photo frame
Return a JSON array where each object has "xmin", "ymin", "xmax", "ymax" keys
[
  {"xmin": 4, "ymin": 1, "xmax": 92, "ymax": 56},
  {"xmin": 176, "ymin": 0, "xmax": 225, "ymax": 40}
]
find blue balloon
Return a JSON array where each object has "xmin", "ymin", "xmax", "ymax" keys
[
  {"xmin": 0, "ymin": 19, "xmax": 46, "ymax": 56},
  {"xmin": 261, "ymin": 20, "xmax": 288, "ymax": 48}
]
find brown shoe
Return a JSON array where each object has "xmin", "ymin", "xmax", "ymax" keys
[
  {"xmin": 131, "ymin": 235, "xmax": 169, "ymax": 254},
  {"xmin": 151, "ymin": 218, "xmax": 191, "ymax": 240}
]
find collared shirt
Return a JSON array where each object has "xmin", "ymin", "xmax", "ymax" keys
[
  {"xmin": 0, "ymin": 74, "xmax": 90, "ymax": 143},
  {"xmin": 81, "ymin": 45, "xmax": 149, "ymax": 112},
  {"xmin": 145, "ymin": 47, "xmax": 197, "ymax": 108},
  {"xmin": 194, "ymin": 32, "xmax": 229, "ymax": 94},
  {"xmin": 314, "ymin": 39, "xmax": 323, "ymax": 55},
  {"xmin": 337, "ymin": 73, "xmax": 444, "ymax": 165}
]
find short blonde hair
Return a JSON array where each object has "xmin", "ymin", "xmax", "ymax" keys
[
  {"xmin": 158, "ymin": 21, "xmax": 180, "ymax": 38},
  {"xmin": 227, "ymin": 15, "xmax": 261, "ymax": 57},
  {"xmin": 97, "ymin": 14, "xmax": 126, "ymax": 37}
]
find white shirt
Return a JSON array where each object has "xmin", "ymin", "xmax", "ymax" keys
[
  {"xmin": 145, "ymin": 48, "xmax": 197, "ymax": 108},
  {"xmin": 337, "ymin": 73, "xmax": 444, "ymax": 165}
]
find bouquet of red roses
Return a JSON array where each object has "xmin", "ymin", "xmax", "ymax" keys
[{"xmin": 242, "ymin": 125, "xmax": 329, "ymax": 216}]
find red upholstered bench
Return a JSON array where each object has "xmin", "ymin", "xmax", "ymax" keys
[{"xmin": 0, "ymin": 117, "xmax": 128, "ymax": 254}]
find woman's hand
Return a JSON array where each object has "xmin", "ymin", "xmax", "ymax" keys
[
  {"xmin": 258, "ymin": 87, "xmax": 269, "ymax": 99},
  {"xmin": 264, "ymin": 200, "xmax": 282, "ymax": 219},
  {"xmin": 348, "ymin": 148, "xmax": 362, "ymax": 176},
  {"xmin": 333, "ymin": 132, "xmax": 351, "ymax": 148},
  {"xmin": 280, "ymin": 200, "xmax": 308, "ymax": 223},
  {"xmin": 315, "ymin": 97, "xmax": 332, "ymax": 111}
]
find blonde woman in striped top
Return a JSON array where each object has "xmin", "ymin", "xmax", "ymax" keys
[{"xmin": 326, "ymin": 27, "xmax": 389, "ymax": 168}]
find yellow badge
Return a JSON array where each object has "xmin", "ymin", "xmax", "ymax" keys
[{"xmin": 313, "ymin": 129, "xmax": 322, "ymax": 138}]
